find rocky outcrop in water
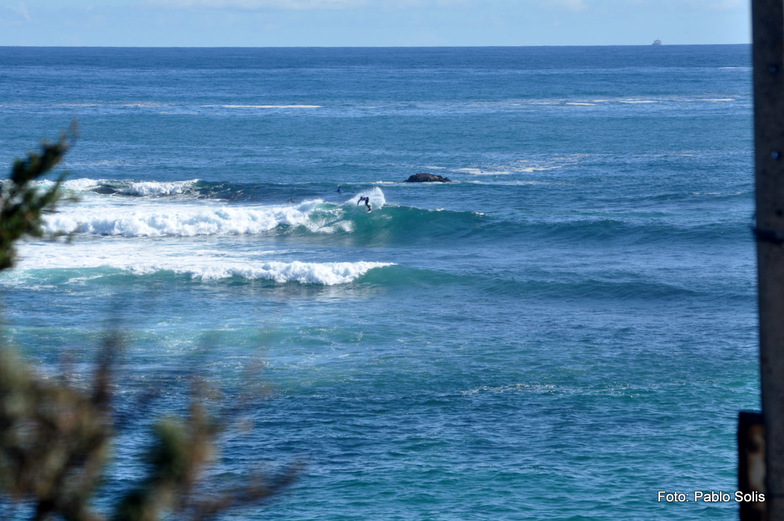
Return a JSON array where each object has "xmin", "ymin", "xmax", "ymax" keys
[{"xmin": 404, "ymin": 173, "xmax": 452, "ymax": 183}]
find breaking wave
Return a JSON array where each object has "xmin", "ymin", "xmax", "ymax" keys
[
  {"xmin": 40, "ymin": 186, "xmax": 401, "ymax": 238},
  {"xmin": 4, "ymin": 259, "xmax": 394, "ymax": 286}
]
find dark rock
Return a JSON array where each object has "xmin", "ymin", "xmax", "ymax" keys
[{"xmin": 404, "ymin": 173, "xmax": 452, "ymax": 183}]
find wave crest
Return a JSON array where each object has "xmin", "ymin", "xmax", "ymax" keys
[
  {"xmin": 41, "ymin": 185, "xmax": 392, "ymax": 238},
  {"xmin": 44, "ymin": 199, "xmax": 342, "ymax": 237},
  {"xmin": 6, "ymin": 255, "xmax": 393, "ymax": 285},
  {"xmin": 143, "ymin": 260, "xmax": 393, "ymax": 284}
]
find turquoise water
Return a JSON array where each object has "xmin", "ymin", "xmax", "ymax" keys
[{"xmin": 0, "ymin": 45, "xmax": 757, "ymax": 519}]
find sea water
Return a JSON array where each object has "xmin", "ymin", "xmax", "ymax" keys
[{"xmin": 0, "ymin": 46, "xmax": 756, "ymax": 519}]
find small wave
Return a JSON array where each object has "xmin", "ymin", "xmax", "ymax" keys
[
  {"xmin": 115, "ymin": 179, "xmax": 202, "ymax": 197},
  {"xmin": 453, "ymin": 164, "xmax": 562, "ymax": 176},
  {"xmin": 201, "ymin": 104, "xmax": 321, "ymax": 109},
  {"xmin": 455, "ymin": 167, "xmax": 514, "ymax": 176},
  {"xmin": 461, "ymin": 383, "xmax": 560, "ymax": 396},
  {"xmin": 122, "ymin": 102, "xmax": 168, "ymax": 108},
  {"xmin": 461, "ymin": 382, "xmax": 667, "ymax": 398},
  {"xmin": 59, "ymin": 178, "xmax": 102, "ymax": 192},
  {"xmin": 5, "ymin": 261, "xmax": 394, "ymax": 286},
  {"xmin": 37, "ymin": 178, "xmax": 203, "ymax": 198},
  {"xmin": 139, "ymin": 260, "xmax": 393, "ymax": 284},
  {"xmin": 462, "ymin": 179, "xmax": 563, "ymax": 186},
  {"xmin": 64, "ymin": 160, "xmax": 136, "ymax": 169},
  {"xmin": 508, "ymin": 97, "xmax": 742, "ymax": 108},
  {"xmin": 468, "ymin": 271, "xmax": 718, "ymax": 303}
]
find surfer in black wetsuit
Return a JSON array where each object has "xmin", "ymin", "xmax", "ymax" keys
[{"xmin": 357, "ymin": 196, "xmax": 372, "ymax": 212}]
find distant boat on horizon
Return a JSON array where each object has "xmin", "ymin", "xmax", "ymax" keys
[{"xmin": 652, "ymin": 39, "xmax": 662, "ymax": 45}]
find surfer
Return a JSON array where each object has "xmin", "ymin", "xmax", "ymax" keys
[
  {"xmin": 357, "ymin": 196, "xmax": 372, "ymax": 212},
  {"xmin": 337, "ymin": 185, "xmax": 342, "ymax": 193}
]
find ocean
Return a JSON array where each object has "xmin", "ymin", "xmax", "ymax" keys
[{"xmin": 0, "ymin": 45, "xmax": 757, "ymax": 519}]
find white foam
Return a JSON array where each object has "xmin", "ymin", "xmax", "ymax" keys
[
  {"xmin": 35, "ymin": 178, "xmax": 202, "ymax": 198},
  {"xmin": 39, "ymin": 182, "xmax": 389, "ymax": 237},
  {"xmin": 36, "ymin": 178, "xmax": 100, "ymax": 192},
  {"xmin": 127, "ymin": 258, "xmax": 391, "ymax": 284},
  {"xmin": 122, "ymin": 102, "xmax": 168, "ymax": 108},
  {"xmin": 454, "ymin": 164, "xmax": 561, "ymax": 176},
  {"xmin": 118, "ymin": 179, "xmax": 201, "ymax": 196},
  {"xmin": 4, "ymin": 184, "xmax": 395, "ymax": 285},
  {"xmin": 203, "ymin": 260, "xmax": 390, "ymax": 284},
  {"xmin": 463, "ymin": 179, "xmax": 562, "ymax": 186},
  {"xmin": 43, "ymin": 200, "xmax": 324, "ymax": 237},
  {"xmin": 456, "ymin": 167, "xmax": 514, "ymax": 176},
  {"xmin": 10, "ymin": 239, "xmax": 392, "ymax": 285}
]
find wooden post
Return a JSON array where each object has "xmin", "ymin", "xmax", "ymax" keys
[
  {"xmin": 739, "ymin": 412, "xmax": 767, "ymax": 520},
  {"xmin": 753, "ymin": 0, "xmax": 784, "ymax": 518}
]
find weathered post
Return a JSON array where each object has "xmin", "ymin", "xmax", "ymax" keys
[{"xmin": 752, "ymin": 0, "xmax": 784, "ymax": 518}]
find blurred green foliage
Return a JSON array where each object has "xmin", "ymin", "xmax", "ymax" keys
[{"xmin": 0, "ymin": 129, "xmax": 71, "ymax": 271}]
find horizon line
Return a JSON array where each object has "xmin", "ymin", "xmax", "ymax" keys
[{"xmin": 0, "ymin": 43, "xmax": 752, "ymax": 49}]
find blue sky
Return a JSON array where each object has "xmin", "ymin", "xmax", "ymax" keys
[{"xmin": 0, "ymin": 0, "xmax": 750, "ymax": 47}]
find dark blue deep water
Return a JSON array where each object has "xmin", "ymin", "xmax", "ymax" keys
[{"xmin": 0, "ymin": 45, "xmax": 757, "ymax": 519}]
